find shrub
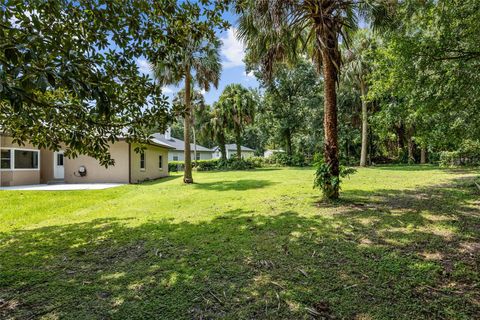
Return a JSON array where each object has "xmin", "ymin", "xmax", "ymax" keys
[
  {"xmin": 168, "ymin": 161, "xmax": 183, "ymax": 172},
  {"xmin": 312, "ymin": 153, "xmax": 356, "ymax": 199},
  {"xmin": 168, "ymin": 158, "xmax": 261, "ymax": 172},
  {"xmin": 196, "ymin": 159, "xmax": 221, "ymax": 171},
  {"xmin": 244, "ymin": 156, "xmax": 265, "ymax": 168},
  {"xmin": 264, "ymin": 153, "xmax": 309, "ymax": 167},
  {"xmin": 439, "ymin": 140, "xmax": 480, "ymax": 167},
  {"xmin": 224, "ymin": 158, "xmax": 255, "ymax": 170}
]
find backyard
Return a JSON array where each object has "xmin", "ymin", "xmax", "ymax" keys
[{"xmin": 0, "ymin": 166, "xmax": 479, "ymax": 319}]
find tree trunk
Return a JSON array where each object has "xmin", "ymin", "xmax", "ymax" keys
[
  {"xmin": 286, "ymin": 129, "xmax": 293, "ymax": 157},
  {"xmin": 395, "ymin": 124, "xmax": 405, "ymax": 160},
  {"xmin": 235, "ymin": 129, "xmax": 242, "ymax": 159},
  {"xmin": 420, "ymin": 146, "xmax": 427, "ymax": 164},
  {"xmin": 407, "ymin": 134, "xmax": 414, "ymax": 164},
  {"xmin": 322, "ymin": 46, "xmax": 340, "ymax": 199},
  {"xmin": 219, "ymin": 133, "xmax": 227, "ymax": 162},
  {"xmin": 193, "ymin": 126, "xmax": 197, "ymax": 165},
  {"xmin": 183, "ymin": 69, "xmax": 193, "ymax": 184},
  {"xmin": 359, "ymin": 82, "xmax": 368, "ymax": 167}
]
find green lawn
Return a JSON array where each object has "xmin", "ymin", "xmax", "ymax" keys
[{"xmin": 1, "ymin": 166, "xmax": 479, "ymax": 319}]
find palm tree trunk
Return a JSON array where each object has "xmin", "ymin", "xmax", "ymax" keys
[
  {"xmin": 322, "ymin": 47, "xmax": 340, "ymax": 199},
  {"xmin": 359, "ymin": 82, "xmax": 368, "ymax": 167},
  {"xmin": 183, "ymin": 69, "xmax": 193, "ymax": 184}
]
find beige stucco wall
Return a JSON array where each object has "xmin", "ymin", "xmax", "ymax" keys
[
  {"xmin": 40, "ymin": 149, "xmax": 54, "ymax": 183},
  {"xmin": 64, "ymin": 141, "xmax": 130, "ymax": 184},
  {"xmin": 0, "ymin": 135, "xmax": 41, "ymax": 186},
  {"xmin": 130, "ymin": 143, "xmax": 169, "ymax": 183}
]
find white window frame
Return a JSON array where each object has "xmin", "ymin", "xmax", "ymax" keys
[
  {"xmin": 140, "ymin": 152, "xmax": 146, "ymax": 171},
  {"xmin": 173, "ymin": 155, "xmax": 179, "ymax": 161},
  {"xmin": 0, "ymin": 148, "xmax": 40, "ymax": 171}
]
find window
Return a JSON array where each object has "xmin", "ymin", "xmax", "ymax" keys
[
  {"xmin": 56, "ymin": 153, "xmax": 64, "ymax": 166},
  {"xmin": 196, "ymin": 153, "xmax": 201, "ymax": 161},
  {"xmin": 1, "ymin": 149, "xmax": 11, "ymax": 169},
  {"xmin": 158, "ymin": 155, "xmax": 163, "ymax": 169},
  {"xmin": 173, "ymin": 155, "xmax": 179, "ymax": 161},
  {"xmin": 14, "ymin": 150, "xmax": 39, "ymax": 169},
  {"xmin": 1, "ymin": 149, "xmax": 39, "ymax": 170},
  {"xmin": 140, "ymin": 152, "xmax": 146, "ymax": 170}
]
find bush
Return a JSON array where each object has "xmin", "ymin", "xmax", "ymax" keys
[
  {"xmin": 168, "ymin": 158, "xmax": 262, "ymax": 172},
  {"xmin": 169, "ymin": 153, "xmax": 313, "ymax": 172},
  {"xmin": 312, "ymin": 153, "xmax": 356, "ymax": 199},
  {"xmin": 264, "ymin": 152, "xmax": 309, "ymax": 167},
  {"xmin": 168, "ymin": 161, "xmax": 183, "ymax": 172},
  {"xmin": 216, "ymin": 158, "xmax": 256, "ymax": 170},
  {"xmin": 439, "ymin": 140, "xmax": 480, "ymax": 167},
  {"xmin": 244, "ymin": 156, "xmax": 265, "ymax": 168},
  {"xmin": 196, "ymin": 159, "xmax": 221, "ymax": 171}
]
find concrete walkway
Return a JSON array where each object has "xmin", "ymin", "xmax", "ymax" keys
[{"xmin": 0, "ymin": 183, "xmax": 123, "ymax": 191}]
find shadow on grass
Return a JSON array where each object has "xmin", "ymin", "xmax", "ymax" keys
[
  {"xmin": 193, "ymin": 179, "xmax": 276, "ymax": 191},
  {"xmin": 1, "ymin": 178, "xmax": 479, "ymax": 319}
]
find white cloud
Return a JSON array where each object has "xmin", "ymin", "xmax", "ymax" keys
[
  {"xmin": 136, "ymin": 58, "xmax": 152, "ymax": 76},
  {"xmin": 221, "ymin": 28, "xmax": 245, "ymax": 68}
]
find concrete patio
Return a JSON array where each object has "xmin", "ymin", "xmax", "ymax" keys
[{"xmin": 0, "ymin": 183, "xmax": 123, "ymax": 191}]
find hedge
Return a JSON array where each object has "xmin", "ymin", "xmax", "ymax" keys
[
  {"xmin": 167, "ymin": 153, "xmax": 315, "ymax": 172},
  {"xmin": 439, "ymin": 140, "xmax": 480, "ymax": 167},
  {"xmin": 168, "ymin": 157, "xmax": 265, "ymax": 172}
]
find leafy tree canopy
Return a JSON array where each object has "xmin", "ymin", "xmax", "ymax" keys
[
  {"xmin": 369, "ymin": 0, "xmax": 480, "ymax": 149},
  {"xmin": 0, "ymin": 0, "xmax": 228, "ymax": 165}
]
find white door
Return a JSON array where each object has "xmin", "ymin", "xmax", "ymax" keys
[{"xmin": 54, "ymin": 151, "xmax": 65, "ymax": 179}]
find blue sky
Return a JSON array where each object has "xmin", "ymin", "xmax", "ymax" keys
[{"xmin": 136, "ymin": 10, "xmax": 259, "ymax": 106}]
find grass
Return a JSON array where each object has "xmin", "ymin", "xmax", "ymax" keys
[{"xmin": 0, "ymin": 165, "xmax": 479, "ymax": 319}]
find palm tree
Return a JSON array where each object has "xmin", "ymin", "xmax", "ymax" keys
[
  {"xmin": 203, "ymin": 104, "xmax": 228, "ymax": 162},
  {"xmin": 343, "ymin": 29, "xmax": 377, "ymax": 167},
  {"xmin": 154, "ymin": 37, "xmax": 221, "ymax": 183},
  {"xmin": 217, "ymin": 84, "xmax": 255, "ymax": 159},
  {"xmin": 236, "ymin": 0, "xmax": 393, "ymax": 198}
]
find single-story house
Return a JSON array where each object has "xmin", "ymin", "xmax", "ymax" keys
[
  {"xmin": 152, "ymin": 129, "xmax": 213, "ymax": 161},
  {"xmin": 0, "ymin": 133, "xmax": 173, "ymax": 187},
  {"xmin": 212, "ymin": 144, "xmax": 256, "ymax": 159}
]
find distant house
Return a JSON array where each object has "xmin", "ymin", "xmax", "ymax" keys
[
  {"xmin": 0, "ymin": 133, "xmax": 173, "ymax": 187},
  {"xmin": 212, "ymin": 144, "xmax": 255, "ymax": 159},
  {"xmin": 152, "ymin": 129, "xmax": 213, "ymax": 161},
  {"xmin": 264, "ymin": 149, "xmax": 285, "ymax": 158}
]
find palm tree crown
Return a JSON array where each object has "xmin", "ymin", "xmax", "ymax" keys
[{"xmin": 217, "ymin": 84, "xmax": 255, "ymax": 159}]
